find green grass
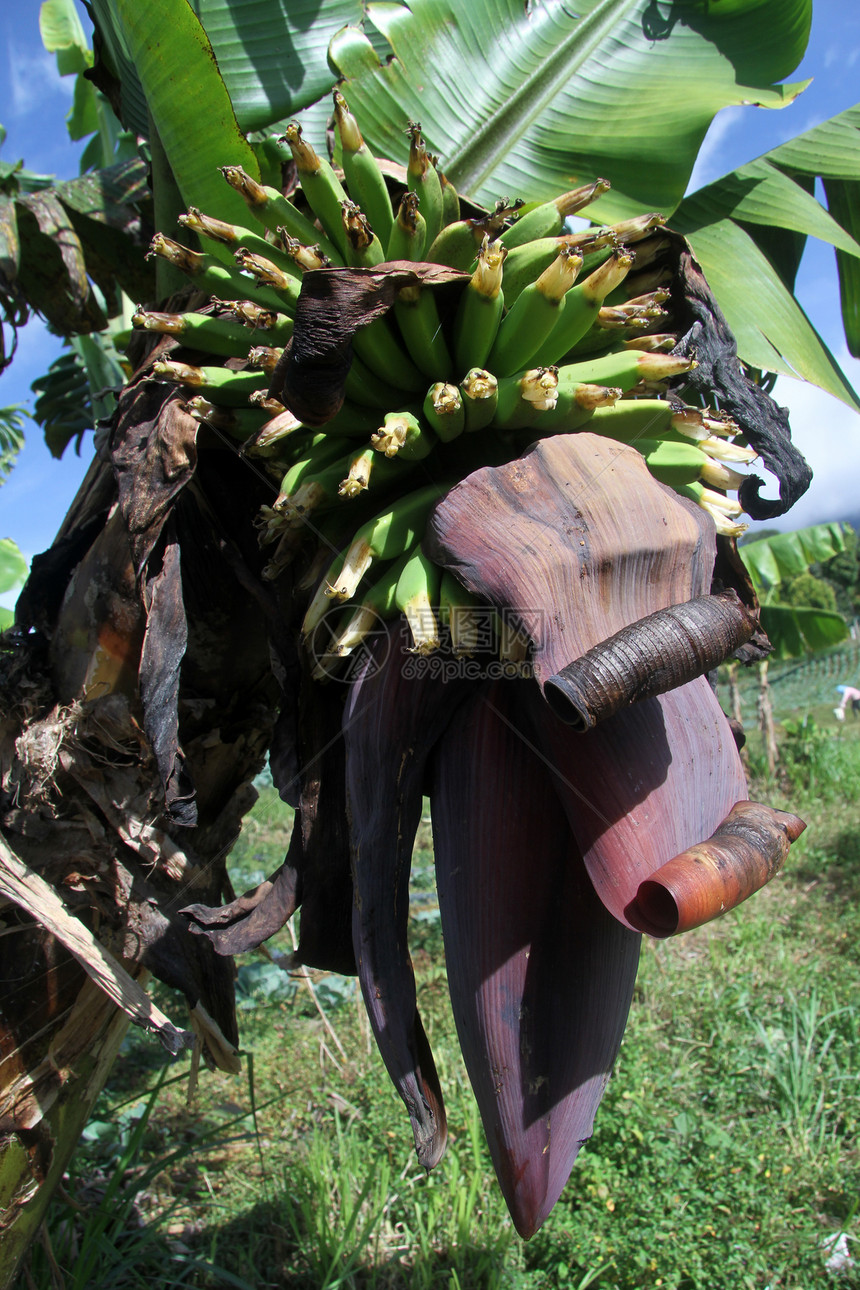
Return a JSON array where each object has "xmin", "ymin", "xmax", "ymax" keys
[{"xmin": 22, "ymin": 718, "xmax": 860, "ymax": 1290}]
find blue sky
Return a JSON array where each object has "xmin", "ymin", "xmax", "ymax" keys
[{"xmin": 1, "ymin": 0, "xmax": 860, "ymax": 610}]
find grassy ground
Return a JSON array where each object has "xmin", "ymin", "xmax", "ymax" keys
[{"xmin": 22, "ymin": 656, "xmax": 860, "ymax": 1289}]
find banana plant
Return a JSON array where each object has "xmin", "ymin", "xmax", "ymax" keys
[
  {"xmin": 739, "ymin": 522, "xmax": 851, "ymax": 658},
  {"xmin": 0, "ymin": 0, "xmax": 845, "ymax": 1273}
]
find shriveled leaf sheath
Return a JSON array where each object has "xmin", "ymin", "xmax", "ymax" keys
[
  {"xmin": 0, "ymin": 834, "xmax": 192, "ymax": 1055},
  {"xmin": 343, "ymin": 623, "xmax": 475, "ymax": 1168}
]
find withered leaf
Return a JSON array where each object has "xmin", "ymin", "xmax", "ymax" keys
[{"xmin": 269, "ymin": 262, "xmax": 468, "ymax": 425}]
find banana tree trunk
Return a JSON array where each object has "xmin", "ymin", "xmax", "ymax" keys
[
  {"xmin": 0, "ymin": 336, "xmax": 289, "ymax": 1280},
  {"xmin": 757, "ymin": 659, "xmax": 778, "ymax": 775}
]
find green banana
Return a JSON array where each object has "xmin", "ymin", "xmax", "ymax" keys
[
  {"xmin": 334, "ymin": 89, "xmax": 395, "ymax": 249},
  {"xmin": 675, "ymin": 483, "xmax": 747, "ymax": 537},
  {"xmin": 278, "ymin": 233, "xmax": 331, "ymax": 272},
  {"xmin": 636, "ymin": 438, "xmax": 748, "ymax": 491},
  {"xmin": 178, "ymin": 207, "xmax": 300, "ymax": 279},
  {"xmin": 423, "ymin": 382, "xmax": 465, "ymax": 442},
  {"xmin": 151, "ymin": 359, "xmax": 268, "ymax": 406},
  {"xmin": 184, "ymin": 397, "xmax": 269, "ymax": 441},
  {"xmin": 486, "ymin": 247, "xmax": 582, "ymax": 376},
  {"xmin": 499, "ymin": 179, "xmax": 610, "ymax": 248},
  {"xmin": 132, "ymin": 308, "xmax": 267, "ymax": 359},
  {"xmin": 394, "ymin": 285, "xmax": 453, "ymax": 380},
  {"xmin": 460, "ymin": 369, "xmax": 499, "ymax": 433},
  {"xmin": 318, "ymin": 549, "xmax": 416, "ymax": 668},
  {"xmin": 501, "ymin": 237, "xmax": 570, "ymax": 308},
  {"xmin": 320, "ymin": 482, "xmax": 444, "ymax": 604},
  {"xmin": 406, "ymin": 122, "xmax": 443, "ymax": 250},
  {"xmin": 341, "ymin": 199, "xmax": 386, "ymax": 268},
  {"xmin": 425, "ymin": 199, "xmax": 521, "ymax": 271},
  {"xmin": 536, "ymin": 250, "xmax": 636, "ymax": 368},
  {"xmin": 148, "ymin": 234, "xmax": 289, "ymax": 315},
  {"xmin": 439, "ymin": 170, "xmax": 460, "ymax": 226},
  {"xmin": 219, "ymin": 165, "xmax": 341, "ymax": 264},
  {"xmin": 439, "ymin": 570, "xmax": 485, "ymax": 656},
  {"xmin": 452, "ymin": 237, "xmax": 507, "ymax": 373},
  {"xmin": 352, "ymin": 318, "xmax": 426, "ymax": 393},
  {"xmin": 395, "ymin": 546, "xmax": 442, "ymax": 653},
  {"xmin": 345, "ymin": 356, "xmax": 403, "ymax": 408},
  {"xmin": 233, "ymin": 248, "xmax": 301, "ymax": 309},
  {"xmin": 279, "ymin": 123, "xmax": 351, "ymax": 257},
  {"xmin": 387, "ymin": 192, "xmax": 427, "ymax": 262},
  {"xmin": 370, "ymin": 411, "xmax": 437, "ymax": 460}
]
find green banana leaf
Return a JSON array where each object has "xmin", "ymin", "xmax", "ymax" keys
[
  {"xmin": 89, "ymin": 0, "xmax": 260, "ymax": 235},
  {"xmin": 0, "ymin": 406, "xmax": 25, "ymax": 487},
  {"xmin": 673, "ymin": 104, "xmax": 860, "ymax": 407},
  {"xmin": 329, "ymin": 0, "xmax": 810, "ymax": 221},
  {"xmin": 89, "ymin": 0, "xmax": 361, "ymax": 136},
  {"xmin": 0, "ymin": 537, "xmax": 28, "ymax": 631},
  {"xmin": 758, "ymin": 603, "xmax": 849, "ymax": 659},
  {"xmin": 0, "ymin": 538, "xmax": 28, "ymax": 593},
  {"xmin": 740, "ymin": 523, "xmax": 852, "ymax": 659},
  {"xmin": 739, "ymin": 522, "xmax": 850, "ymax": 594}
]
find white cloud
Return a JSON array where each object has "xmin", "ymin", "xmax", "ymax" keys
[{"xmin": 6, "ymin": 44, "xmax": 73, "ymax": 117}]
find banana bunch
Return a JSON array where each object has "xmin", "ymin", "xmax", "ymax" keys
[{"xmin": 138, "ymin": 88, "xmax": 757, "ymax": 663}]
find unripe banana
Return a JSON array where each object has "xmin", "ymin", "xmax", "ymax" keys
[
  {"xmin": 352, "ymin": 318, "xmax": 426, "ymax": 393},
  {"xmin": 178, "ymin": 207, "xmax": 300, "ymax": 279},
  {"xmin": 219, "ymin": 165, "xmax": 341, "ymax": 263},
  {"xmin": 423, "ymin": 382, "xmax": 465, "ymax": 441},
  {"xmin": 675, "ymin": 483, "xmax": 748, "ymax": 536},
  {"xmin": 370, "ymin": 411, "xmax": 436, "ymax": 460},
  {"xmin": 486, "ymin": 247, "xmax": 582, "ymax": 376},
  {"xmin": 395, "ymin": 547, "xmax": 442, "ymax": 653},
  {"xmin": 426, "ymin": 199, "xmax": 522, "ymax": 271},
  {"xmin": 334, "ymin": 88, "xmax": 395, "ymax": 249},
  {"xmin": 151, "ymin": 359, "xmax": 268, "ymax": 406},
  {"xmin": 324, "ymin": 483, "xmax": 443, "ymax": 603},
  {"xmin": 406, "ymin": 122, "xmax": 444, "ymax": 250},
  {"xmin": 499, "ymin": 178, "xmax": 610, "ymax": 248},
  {"xmin": 147, "ymin": 234, "xmax": 289, "ymax": 314},
  {"xmin": 460, "ymin": 369, "xmax": 499, "ymax": 432},
  {"xmin": 279, "ymin": 123, "xmax": 351, "ymax": 257},
  {"xmin": 439, "ymin": 170, "xmax": 460, "ymax": 225},
  {"xmin": 536, "ymin": 250, "xmax": 635, "ymax": 367},
  {"xmin": 341, "ymin": 199, "xmax": 386, "ymax": 268},
  {"xmin": 387, "ymin": 192, "xmax": 427, "ymax": 262},
  {"xmin": 394, "ymin": 285, "xmax": 453, "ymax": 381},
  {"xmin": 452, "ymin": 237, "xmax": 507, "ymax": 373},
  {"xmin": 439, "ymin": 570, "xmax": 484, "ymax": 656},
  {"xmin": 132, "ymin": 308, "xmax": 265, "ymax": 359}
]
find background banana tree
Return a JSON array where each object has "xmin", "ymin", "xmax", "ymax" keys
[
  {"xmin": 734, "ymin": 523, "xmax": 852, "ymax": 772},
  {"xmin": 1, "ymin": 0, "xmax": 858, "ymax": 1277}
]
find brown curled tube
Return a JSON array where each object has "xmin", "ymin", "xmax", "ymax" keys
[
  {"xmin": 629, "ymin": 801, "xmax": 806, "ymax": 938},
  {"xmin": 544, "ymin": 590, "xmax": 759, "ymax": 730}
]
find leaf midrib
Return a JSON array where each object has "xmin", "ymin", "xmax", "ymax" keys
[{"xmin": 444, "ymin": 0, "xmax": 642, "ymax": 193}]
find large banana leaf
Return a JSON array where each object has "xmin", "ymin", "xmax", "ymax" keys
[
  {"xmin": 740, "ymin": 522, "xmax": 850, "ymax": 594},
  {"xmin": 90, "ymin": 0, "xmax": 361, "ymax": 139},
  {"xmin": 758, "ymin": 603, "xmax": 849, "ymax": 659},
  {"xmin": 89, "ymin": 0, "xmax": 808, "ymax": 220},
  {"xmin": 329, "ymin": 0, "xmax": 810, "ymax": 220},
  {"xmin": 673, "ymin": 104, "xmax": 860, "ymax": 408},
  {"xmin": 740, "ymin": 523, "xmax": 852, "ymax": 659}
]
